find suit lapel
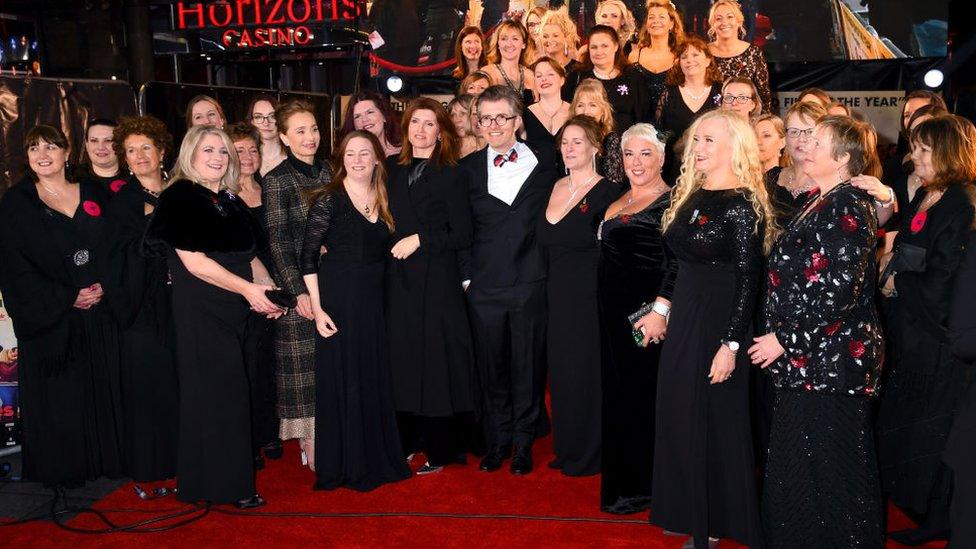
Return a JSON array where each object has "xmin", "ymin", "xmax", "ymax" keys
[{"xmin": 510, "ymin": 144, "xmax": 547, "ymax": 208}]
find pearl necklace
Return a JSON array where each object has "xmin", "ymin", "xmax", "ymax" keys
[
  {"xmin": 681, "ymin": 85, "xmax": 710, "ymax": 101},
  {"xmin": 592, "ymin": 67, "xmax": 619, "ymax": 80}
]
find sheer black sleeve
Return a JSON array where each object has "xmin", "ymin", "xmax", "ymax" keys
[
  {"xmin": 654, "ymin": 87, "xmax": 669, "ymax": 128},
  {"xmin": 748, "ymin": 46, "xmax": 773, "ymax": 114},
  {"xmin": 724, "ymin": 195, "xmax": 762, "ymax": 343},
  {"xmin": 600, "ymin": 132, "xmax": 625, "ymax": 185},
  {"xmin": 300, "ymin": 193, "xmax": 335, "ymax": 275}
]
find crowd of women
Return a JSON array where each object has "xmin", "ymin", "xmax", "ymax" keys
[{"xmin": 1, "ymin": 1, "xmax": 975, "ymax": 548}]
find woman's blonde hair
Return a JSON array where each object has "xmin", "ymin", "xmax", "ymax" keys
[
  {"xmin": 637, "ymin": 0, "xmax": 686, "ymax": 51},
  {"xmin": 170, "ymin": 125, "xmax": 241, "ymax": 192},
  {"xmin": 752, "ymin": 113, "xmax": 789, "ymax": 167},
  {"xmin": 486, "ymin": 20, "xmax": 530, "ymax": 65},
  {"xmin": 707, "ymin": 0, "xmax": 746, "ymax": 40},
  {"xmin": 596, "ymin": 0, "xmax": 637, "ymax": 44},
  {"xmin": 539, "ymin": 7, "xmax": 581, "ymax": 55},
  {"xmin": 569, "ymin": 78, "xmax": 615, "ymax": 136},
  {"xmin": 662, "ymin": 110, "xmax": 778, "ymax": 252}
]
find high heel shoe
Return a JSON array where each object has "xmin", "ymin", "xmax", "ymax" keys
[{"xmin": 235, "ymin": 493, "xmax": 266, "ymax": 510}]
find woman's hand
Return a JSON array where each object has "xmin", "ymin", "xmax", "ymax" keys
[
  {"xmin": 243, "ymin": 283, "xmax": 282, "ymax": 315},
  {"xmin": 634, "ymin": 311, "xmax": 667, "ymax": 347},
  {"xmin": 880, "ymin": 272, "xmax": 897, "ymax": 298},
  {"xmin": 748, "ymin": 332, "xmax": 786, "ymax": 369},
  {"xmin": 313, "ymin": 308, "xmax": 338, "ymax": 338},
  {"xmin": 295, "ymin": 293, "xmax": 315, "ymax": 320},
  {"xmin": 391, "ymin": 234, "xmax": 421, "ymax": 259},
  {"xmin": 850, "ymin": 175, "xmax": 894, "ymax": 204},
  {"xmin": 73, "ymin": 283, "xmax": 104, "ymax": 309},
  {"xmin": 708, "ymin": 345, "xmax": 737, "ymax": 384}
]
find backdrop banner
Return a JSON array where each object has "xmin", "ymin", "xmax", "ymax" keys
[{"xmin": 0, "ymin": 76, "xmax": 139, "ymax": 194}]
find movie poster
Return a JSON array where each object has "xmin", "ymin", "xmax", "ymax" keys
[{"xmin": 0, "ymin": 291, "xmax": 20, "ymax": 450}]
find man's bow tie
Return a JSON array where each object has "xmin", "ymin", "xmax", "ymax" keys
[{"xmin": 493, "ymin": 148, "xmax": 519, "ymax": 167}]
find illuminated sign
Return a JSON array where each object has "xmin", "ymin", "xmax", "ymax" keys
[{"xmin": 173, "ymin": 0, "xmax": 362, "ymax": 49}]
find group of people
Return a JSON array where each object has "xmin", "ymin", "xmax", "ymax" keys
[{"xmin": 2, "ymin": 1, "xmax": 976, "ymax": 548}]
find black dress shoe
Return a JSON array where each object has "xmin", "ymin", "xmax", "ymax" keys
[
  {"xmin": 235, "ymin": 494, "xmax": 266, "ymax": 509},
  {"xmin": 479, "ymin": 445, "xmax": 512, "ymax": 471},
  {"xmin": 263, "ymin": 440, "xmax": 283, "ymax": 460},
  {"xmin": 510, "ymin": 445, "xmax": 533, "ymax": 475}
]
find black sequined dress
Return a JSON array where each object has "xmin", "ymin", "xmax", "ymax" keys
[{"xmin": 650, "ymin": 188, "xmax": 763, "ymax": 548}]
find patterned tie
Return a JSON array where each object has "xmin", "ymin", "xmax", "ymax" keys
[{"xmin": 493, "ymin": 148, "xmax": 519, "ymax": 167}]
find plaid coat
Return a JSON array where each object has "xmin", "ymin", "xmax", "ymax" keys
[{"xmin": 262, "ymin": 156, "xmax": 330, "ymax": 419}]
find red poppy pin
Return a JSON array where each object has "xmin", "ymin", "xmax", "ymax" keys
[
  {"xmin": 849, "ymin": 339, "xmax": 866, "ymax": 358},
  {"xmin": 840, "ymin": 214, "xmax": 857, "ymax": 233},
  {"xmin": 579, "ymin": 198, "xmax": 589, "ymax": 213},
  {"xmin": 910, "ymin": 211, "xmax": 927, "ymax": 233},
  {"xmin": 109, "ymin": 179, "xmax": 127, "ymax": 193},
  {"xmin": 697, "ymin": 214, "xmax": 709, "ymax": 226},
  {"xmin": 825, "ymin": 320, "xmax": 841, "ymax": 336},
  {"xmin": 82, "ymin": 200, "xmax": 101, "ymax": 217},
  {"xmin": 620, "ymin": 214, "xmax": 632, "ymax": 224}
]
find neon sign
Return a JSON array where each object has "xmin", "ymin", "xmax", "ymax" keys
[{"xmin": 174, "ymin": 0, "xmax": 362, "ymax": 49}]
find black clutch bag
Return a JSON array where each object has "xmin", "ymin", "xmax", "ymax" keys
[
  {"xmin": 627, "ymin": 302, "xmax": 655, "ymax": 346},
  {"xmin": 265, "ymin": 289, "xmax": 297, "ymax": 309},
  {"xmin": 880, "ymin": 242, "xmax": 927, "ymax": 286}
]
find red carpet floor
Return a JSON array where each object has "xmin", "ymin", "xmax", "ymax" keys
[{"xmin": 0, "ymin": 437, "xmax": 951, "ymax": 548}]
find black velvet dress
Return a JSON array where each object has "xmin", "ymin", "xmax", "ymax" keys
[
  {"xmin": 143, "ymin": 180, "xmax": 258, "ymax": 504},
  {"xmin": 538, "ymin": 178, "xmax": 620, "ymax": 477},
  {"xmin": 0, "ymin": 179, "xmax": 125, "ymax": 486},
  {"xmin": 104, "ymin": 178, "xmax": 178, "ymax": 482},
  {"xmin": 301, "ymin": 190, "xmax": 411, "ymax": 491},
  {"xmin": 879, "ymin": 183, "xmax": 975, "ymax": 516},
  {"xmin": 651, "ymin": 189, "xmax": 763, "ymax": 548},
  {"xmin": 385, "ymin": 158, "xmax": 478, "ymax": 466},
  {"xmin": 597, "ymin": 193, "xmax": 672, "ymax": 513}
]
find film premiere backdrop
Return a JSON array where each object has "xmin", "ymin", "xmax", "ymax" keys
[{"xmin": 0, "ymin": 0, "xmax": 953, "ymax": 468}]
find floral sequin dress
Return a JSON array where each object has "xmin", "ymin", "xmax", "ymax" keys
[{"xmin": 761, "ymin": 182, "xmax": 884, "ymax": 549}]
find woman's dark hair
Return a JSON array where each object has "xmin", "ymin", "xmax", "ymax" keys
[
  {"xmin": 530, "ymin": 56, "xmax": 568, "ymax": 79},
  {"xmin": 901, "ymin": 90, "xmax": 949, "ymax": 131},
  {"xmin": 226, "ymin": 122, "xmax": 262, "ymax": 147},
  {"xmin": 23, "ymin": 125, "xmax": 70, "ymax": 182},
  {"xmin": 86, "ymin": 118, "xmax": 117, "ymax": 138},
  {"xmin": 911, "ymin": 114, "xmax": 976, "ymax": 191},
  {"xmin": 556, "ymin": 114, "xmax": 606, "ymax": 158},
  {"xmin": 307, "ymin": 130, "xmax": 395, "ymax": 232},
  {"xmin": 247, "ymin": 94, "xmax": 278, "ymax": 124},
  {"xmin": 112, "ymin": 115, "xmax": 174, "ymax": 166},
  {"xmin": 184, "ymin": 94, "xmax": 226, "ymax": 128},
  {"xmin": 797, "ymin": 88, "xmax": 832, "ymax": 107},
  {"xmin": 452, "ymin": 26, "xmax": 487, "ymax": 80},
  {"xmin": 581, "ymin": 25, "xmax": 627, "ymax": 72},
  {"xmin": 339, "ymin": 90, "xmax": 402, "ymax": 147},
  {"xmin": 398, "ymin": 97, "xmax": 460, "ymax": 167},
  {"xmin": 666, "ymin": 35, "xmax": 723, "ymax": 86},
  {"xmin": 906, "ymin": 103, "xmax": 949, "ymax": 130}
]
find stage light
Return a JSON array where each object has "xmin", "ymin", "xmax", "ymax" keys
[
  {"xmin": 386, "ymin": 75, "xmax": 404, "ymax": 93},
  {"xmin": 924, "ymin": 69, "xmax": 944, "ymax": 88}
]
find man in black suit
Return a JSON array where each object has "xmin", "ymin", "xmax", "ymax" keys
[{"xmin": 460, "ymin": 85, "xmax": 557, "ymax": 475}]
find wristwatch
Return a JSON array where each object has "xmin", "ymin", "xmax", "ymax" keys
[{"xmin": 721, "ymin": 340, "xmax": 740, "ymax": 353}]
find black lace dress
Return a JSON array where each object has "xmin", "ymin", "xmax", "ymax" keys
[
  {"xmin": 597, "ymin": 193, "xmax": 672, "ymax": 513},
  {"xmin": 600, "ymin": 132, "xmax": 625, "ymax": 186},
  {"xmin": 762, "ymin": 183, "xmax": 883, "ymax": 549},
  {"xmin": 301, "ymin": 189, "xmax": 411, "ymax": 491},
  {"xmin": 650, "ymin": 188, "xmax": 763, "ymax": 548},
  {"xmin": 713, "ymin": 44, "xmax": 772, "ymax": 113}
]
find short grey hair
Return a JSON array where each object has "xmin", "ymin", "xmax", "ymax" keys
[
  {"xmin": 620, "ymin": 123, "xmax": 666, "ymax": 155},
  {"xmin": 476, "ymin": 85, "xmax": 524, "ymax": 117}
]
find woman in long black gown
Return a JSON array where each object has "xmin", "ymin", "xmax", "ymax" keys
[
  {"xmin": 104, "ymin": 115, "xmax": 179, "ymax": 483},
  {"xmin": 649, "ymin": 111, "xmax": 775, "ymax": 549},
  {"xmin": 301, "ymin": 131, "xmax": 411, "ymax": 491},
  {"xmin": 0, "ymin": 125, "xmax": 124, "ymax": 487},
  {"xmin": 878, "ymin": 115, "xmax": 976, "ymax": 545},
  {"xmin": 524, "ymin": 58, "xmax": 571, "ymax": 153},
  {"xmin": 539, "ymin": 115, "xmax": 619, "ymax": 477},
  {"xmin": 750, "ymin": 116, "xmax": 885, "ymax": 549},
  {"xmin": 144, "ymin": 126, "xmax": 283, "ymax": 507},
  {"xmin": 385, "ymin": 99, "xmax": 478, "ymax": 474},
  {"xmin": 598, "ymin": 123, "xmax": 672, "ymax": 512}
]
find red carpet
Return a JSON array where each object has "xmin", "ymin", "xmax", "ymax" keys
[{"xmin": 0, "ymin": 437, "xmax": 951, "ymax": 548}]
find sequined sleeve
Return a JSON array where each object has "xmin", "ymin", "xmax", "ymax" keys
[
  {"xmin": 724, "ymin": 195, "xmax": 762, "ymax": 344},
  {"xmin": 300, "ymin": 193, "xmax": 335, "ymax": 275}
]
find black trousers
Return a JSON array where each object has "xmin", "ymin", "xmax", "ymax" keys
[{"xmin": 467, "ymin": 281, "xmax": 546, "ymax": 448}]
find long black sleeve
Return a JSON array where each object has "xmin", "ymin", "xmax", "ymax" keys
[
  {"xmin": 950, "ymin": 230, "xmax": 976, "ymax": 362},
  {"xmin": 724, "ymin": 196, "xmax": 762, "ymax": 344},
  {"xmin": 418, "ymin": 168, "xmax": 474, "ymax": 253},
  {"xmin": 300, "ymin": 193, "xmax": 335, "ymax": 275}
]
